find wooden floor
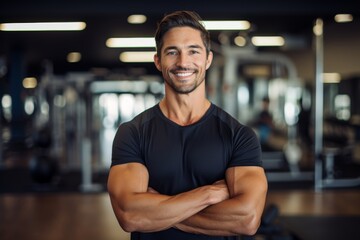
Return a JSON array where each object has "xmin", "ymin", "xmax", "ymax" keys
[
  {"xmin": 1, "ymin": 189, "xmax": 360, "ymax": 240},
  {"xmin": 1, "ymin": 149, "xmax": 360, "ymax": 239}
]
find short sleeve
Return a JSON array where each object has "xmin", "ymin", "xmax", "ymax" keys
[
  {"xmin": 229, "ymin": 125, "xmax": 262, "ymax": 167},
  {"xmin": 111, "ymin": 122, "xmax": 144, "ymax": 167}
]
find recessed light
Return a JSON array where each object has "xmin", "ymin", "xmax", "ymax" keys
[
  {"xmin": 234, "ymin": 36, "xmax": 247, "ymax": 47},
  {"xmin": 322, "ymin": 73, "xmax": 341, "ymax": 83},
  {"xmin": 127, "ymin": 15, "xmax": 147, "ymax": 24},
  {"xmin": 22, "ymin": 77, "xmax": 37, "ymax": 88},
  {"xmin": 0, "ymin": 22, "xmax": 86, "ymax": 31},
  {"xmin": 334, "ymin": 14, "xmax": 353, "ymax": 23},
  {"xmin": 119, "ymin": 51, "xmax": 156, "ymax": 62},
  {"xmin": 67, "ymin": 52, "xmax": 81, "ymax": 63},
  {"xmin": 202, "ymin": 20, "xmax": 250, "ymax": 30},
  {"xmin": 106, "ymin": 37, "xmax": 155, "ymax": 48},
  {"xmin": 251, "ymin": 36, "xmax": 285, "ymax": 46}
]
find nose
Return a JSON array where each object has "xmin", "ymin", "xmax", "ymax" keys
[{"xmin": 176, "ymin": 52, "xmax": 190, "ymax": 68}]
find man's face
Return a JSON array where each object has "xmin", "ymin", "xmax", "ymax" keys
[{"xmin": 154, "ymin": 27, "xmax": 213, "ymax": 94}]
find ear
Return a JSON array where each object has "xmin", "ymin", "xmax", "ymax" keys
[
  {"xmin": 154, "ymin": 53, "xmax": 162, "ymax": 71},
  {"xmin": 205, "ymin": 51, "xmax": 213, "ymax": 70}
]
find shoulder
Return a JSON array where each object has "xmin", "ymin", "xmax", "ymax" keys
[
  {"xmin": 210, "ymin": 104, "xmax": 262, "ymax": 167},
  {"xmin": 115, "ymin": 104, "xmax": 159, "ymax": 139},
  {"xmin": 210, "ymin": 104, "xmax": 249, "ymax": 132},
  {"xmin": 210, "ymin": 103, "xmax": 259, "ymax": 145},
  {"xmin": 120, "ymin": 104, "xmax": 159, "ymax": 129}
]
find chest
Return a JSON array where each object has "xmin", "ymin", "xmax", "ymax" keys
[{"xmin": 141, "ymin": 121, "xmax": 232, "ymax": 193}]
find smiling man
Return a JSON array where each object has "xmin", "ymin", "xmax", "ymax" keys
[{"xmin": 107, "ymin": 11, "xmax": 268, "ymax": 240}]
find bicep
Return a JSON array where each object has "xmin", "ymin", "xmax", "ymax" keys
[
  {"xmin": 226, "ymin": 166, "xmax": 268, "ymax": 203},
  {"xmin": 108, "ymin": 163, "xmax": 149, "ymax": 201}
]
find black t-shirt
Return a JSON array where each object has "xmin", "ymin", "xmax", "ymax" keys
[{"xmin": 111, "ymin": 103, "xmax": 262, "ymax": 240}]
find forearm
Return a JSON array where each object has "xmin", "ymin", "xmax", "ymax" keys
[
  {"xmin": 175, "ymin": 197, "xmax": 259, "ymax": 236},
  {"xmin": 110, "ymin": 184, "xmax": 227, "ymax": 233},
  {"xmin": 175, "ymin": 167, "xmax": 268, "ymax": 236}
]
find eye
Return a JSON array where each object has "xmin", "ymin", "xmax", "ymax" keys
[
  {"xmin": 189, "ymin": 50, "xmax": 199, "ymax": 55},
  {"xmin": 166, "ymin": 50, "xmax": 178, "ymax": 56}
]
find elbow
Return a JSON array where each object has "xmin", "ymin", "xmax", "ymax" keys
[
  {"xmin": 234, "ymin": 212, "xmax": 261, "ymax": 236},
  {"xmin": 110, "ymin": 200, "xmax": 142, "ymax": 232},
  {"xmin": 244, "ymin": 214, "xmax": 261, "ymax": 236},
  {"xmin": 110, "ymin": 199, "xmax": 149, "ymax": 232},
  {"xmin": 243, "ymin": 215, "xmax": 261, "ymax": 236},
  {"xmin": 119, "ymin": 221, "xmax": 136, "ymax": 233},
  {"xmin": 117, "ymin": 211, "xmax": 144, "ymax": 233}
]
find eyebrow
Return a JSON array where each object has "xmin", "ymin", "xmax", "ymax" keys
[{"xmin": 163, "ymin": 44, "xmax": 204, "ymax": 53}]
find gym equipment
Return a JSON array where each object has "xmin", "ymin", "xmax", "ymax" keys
[
  {"xmin": 33, "ymin": 125, "xmax": 52, "ymax": 149},
  {"xmin": 313, "ymin": 19, "xmax": 360, "ymax": 190},
  {"xmin": 29, "ymin": 153, "xmax": 58, "ymax": 184},
  {"xmin": 207, "ymin": 44, "xmax": 313, "ymax": 183}
]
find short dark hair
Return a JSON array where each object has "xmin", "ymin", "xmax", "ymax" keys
[{"xmin": 154, "ymin": 11, "xmax": 211, "ymax": 58}]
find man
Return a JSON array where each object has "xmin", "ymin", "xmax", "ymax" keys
[
  {"xmin": 255, "ymin": 97, "xmax": 274, "ymax": 151},
  {"xmin": 108, "ymin": 11, "xmax": 268, "ymax": 240}
]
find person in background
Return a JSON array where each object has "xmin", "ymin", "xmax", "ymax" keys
[
  {"xmin": 255, "ymin": 97, "xmax": 275, "ymax": 151},
  {"xmin": 107, "ymin": 10, "xmax": 268, "ymax": 240}
]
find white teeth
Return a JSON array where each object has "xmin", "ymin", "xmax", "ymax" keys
[{"xmin": 176, "ymin": 72, "xmax": 192, "ymax": 77}]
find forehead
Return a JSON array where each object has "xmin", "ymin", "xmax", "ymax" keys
[{"xmin": 162, "ymin": 26, "xmax": 204, "ymax": 49}]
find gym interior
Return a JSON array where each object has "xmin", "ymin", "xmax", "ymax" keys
[{"xmin": 1, "ymin": 1, "xmax": 360, "ymax": 239}]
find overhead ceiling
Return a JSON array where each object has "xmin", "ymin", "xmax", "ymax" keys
[{"xmin": 1, "ymin": 0, "xmax": 360, "ymax": 77}]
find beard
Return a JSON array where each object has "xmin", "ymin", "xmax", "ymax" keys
[{"xmin": 164, "ymin": 67, "xmax": 205, "ymax": 94}]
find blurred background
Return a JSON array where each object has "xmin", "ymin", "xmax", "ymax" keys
[{"xmin": 1, "ymin": 1, "xmax": 360, "ymax": 239}]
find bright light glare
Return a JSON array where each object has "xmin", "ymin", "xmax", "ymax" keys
[
  {"xmin": 127, "ymin": 15, "xmax": 147, "ymax": 24},
  {"xmin": 22, "ymin": 77, "xmax": 37, "ymax": 89},
  {"xmin": 322, "ymin": 72, "xmax": 341, "ymax": 83},
  {"xmin": 234, "ymin": 36, "xmax": 247, "ymax": 46},
  {"xmin": 119, "ymin": 94, "xmax": 135, "ymax": 122},
  {"xmin": 334, "ymin": 14, "xmax": 353, "ymax": 23},
  {"xmin": 202, "ymin": 20, "xmax": 250, "ymax": 30},
  {"xmin": 67, "ymin": 52, "xmax": 82, "ymax": 63},
  {"xmin": 251, "ymin": 36, "xmax": 285, "ymax": 46},
  {"xmin": 119, "ymin": 51, "xmax": 156, "ymax": 62},
  {"xmin": 0, "ymin": 22, "xmax": 86, "ymax": 31},
  {"xmin": 1, "ymin": 94, "xmax": 11, "ymax": 108},
  {"xmin": 24, "ymin": 97, "xmax": 35, "ymax": 115},
  {"xmin": 313, "ymin": 19, "xmax": 323, "ymax": 36},
  {"xmin": 335, "ymin": 94, "xmax": 351, "ymax": 120},
  {"xmin": 237, "ymin": 85, "xmax": 249, "ymax": 104},
  {"xmin": 106, "ymin": 37, "xmax": 155, "ymax": 48},
  {"xmin": 284, "ymin": 102, "xmax": 298, "ymax": 126}
]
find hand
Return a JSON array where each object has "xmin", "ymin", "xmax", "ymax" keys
[{"xmin": 208, "ymin": 180, "xmax": 229, "ymax": 205}]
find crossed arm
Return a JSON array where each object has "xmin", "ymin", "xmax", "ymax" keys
[{"xmin": 107, "ymin": 162, "xmax": 267, "ymax": 236}]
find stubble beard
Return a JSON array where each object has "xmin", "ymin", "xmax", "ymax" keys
[{"xmin": 165, "ymin": 69, "xmax": 205, "ymax": 94}]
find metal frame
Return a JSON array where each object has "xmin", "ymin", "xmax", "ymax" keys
[
  {"xmin": 313, "ymin": 19, "xmax": 360, "ymax": 190},
  {"xmin": 209, "ymin": 44, "xmax": 314, "ymax": 183}
]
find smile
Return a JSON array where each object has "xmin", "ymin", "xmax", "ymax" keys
[{"xmin": 175, "ymin": 72, "xmax": 193, "ymax": 77}]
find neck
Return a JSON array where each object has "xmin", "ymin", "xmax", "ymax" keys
[{"xmin": 159, "ymin": 96, "xmax": 210, "ymax": 126}]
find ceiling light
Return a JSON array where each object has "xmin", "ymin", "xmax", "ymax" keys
[
  {"xmin": 313, "ymin": 19, "xmax": 323, "ymax": 36},
  {"xmin": 22, "ymin": 77, "xmax": 37, "ymax": 88},
  {"xmin": 234, "ymin": 36, "xmax": 247, "ymax": 47},
  {"xmin": 106, "ymin": 37, "xmax": 155, "ymax": 48},
  {"xmin": 0, "ymin": 22, "xmax": 86, "ymax": 31},
  {"xmin": 251, "ymin": 36, "xmax": 285, "ymax": 46},
  {"xmin": 127, "ymin": 14, "xmax": 147, "ymax": 24},
  {"xmin": 119, "ymin": 51, "xmax": 156, "ymax": 62},
  {"xmin": 322, "ymin": 72, "xmax": 341, "ymax": 83},
  {"xmin": 334, "ymin": 14, "xmax": 353, "ymax": 23},
  {"xmin": 202, "ymin": 20, "xmax": 250, "ymax": 30},
  {"xmin": 67, "ymin": 52, "xmax": 81, "ymax": 63}
]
